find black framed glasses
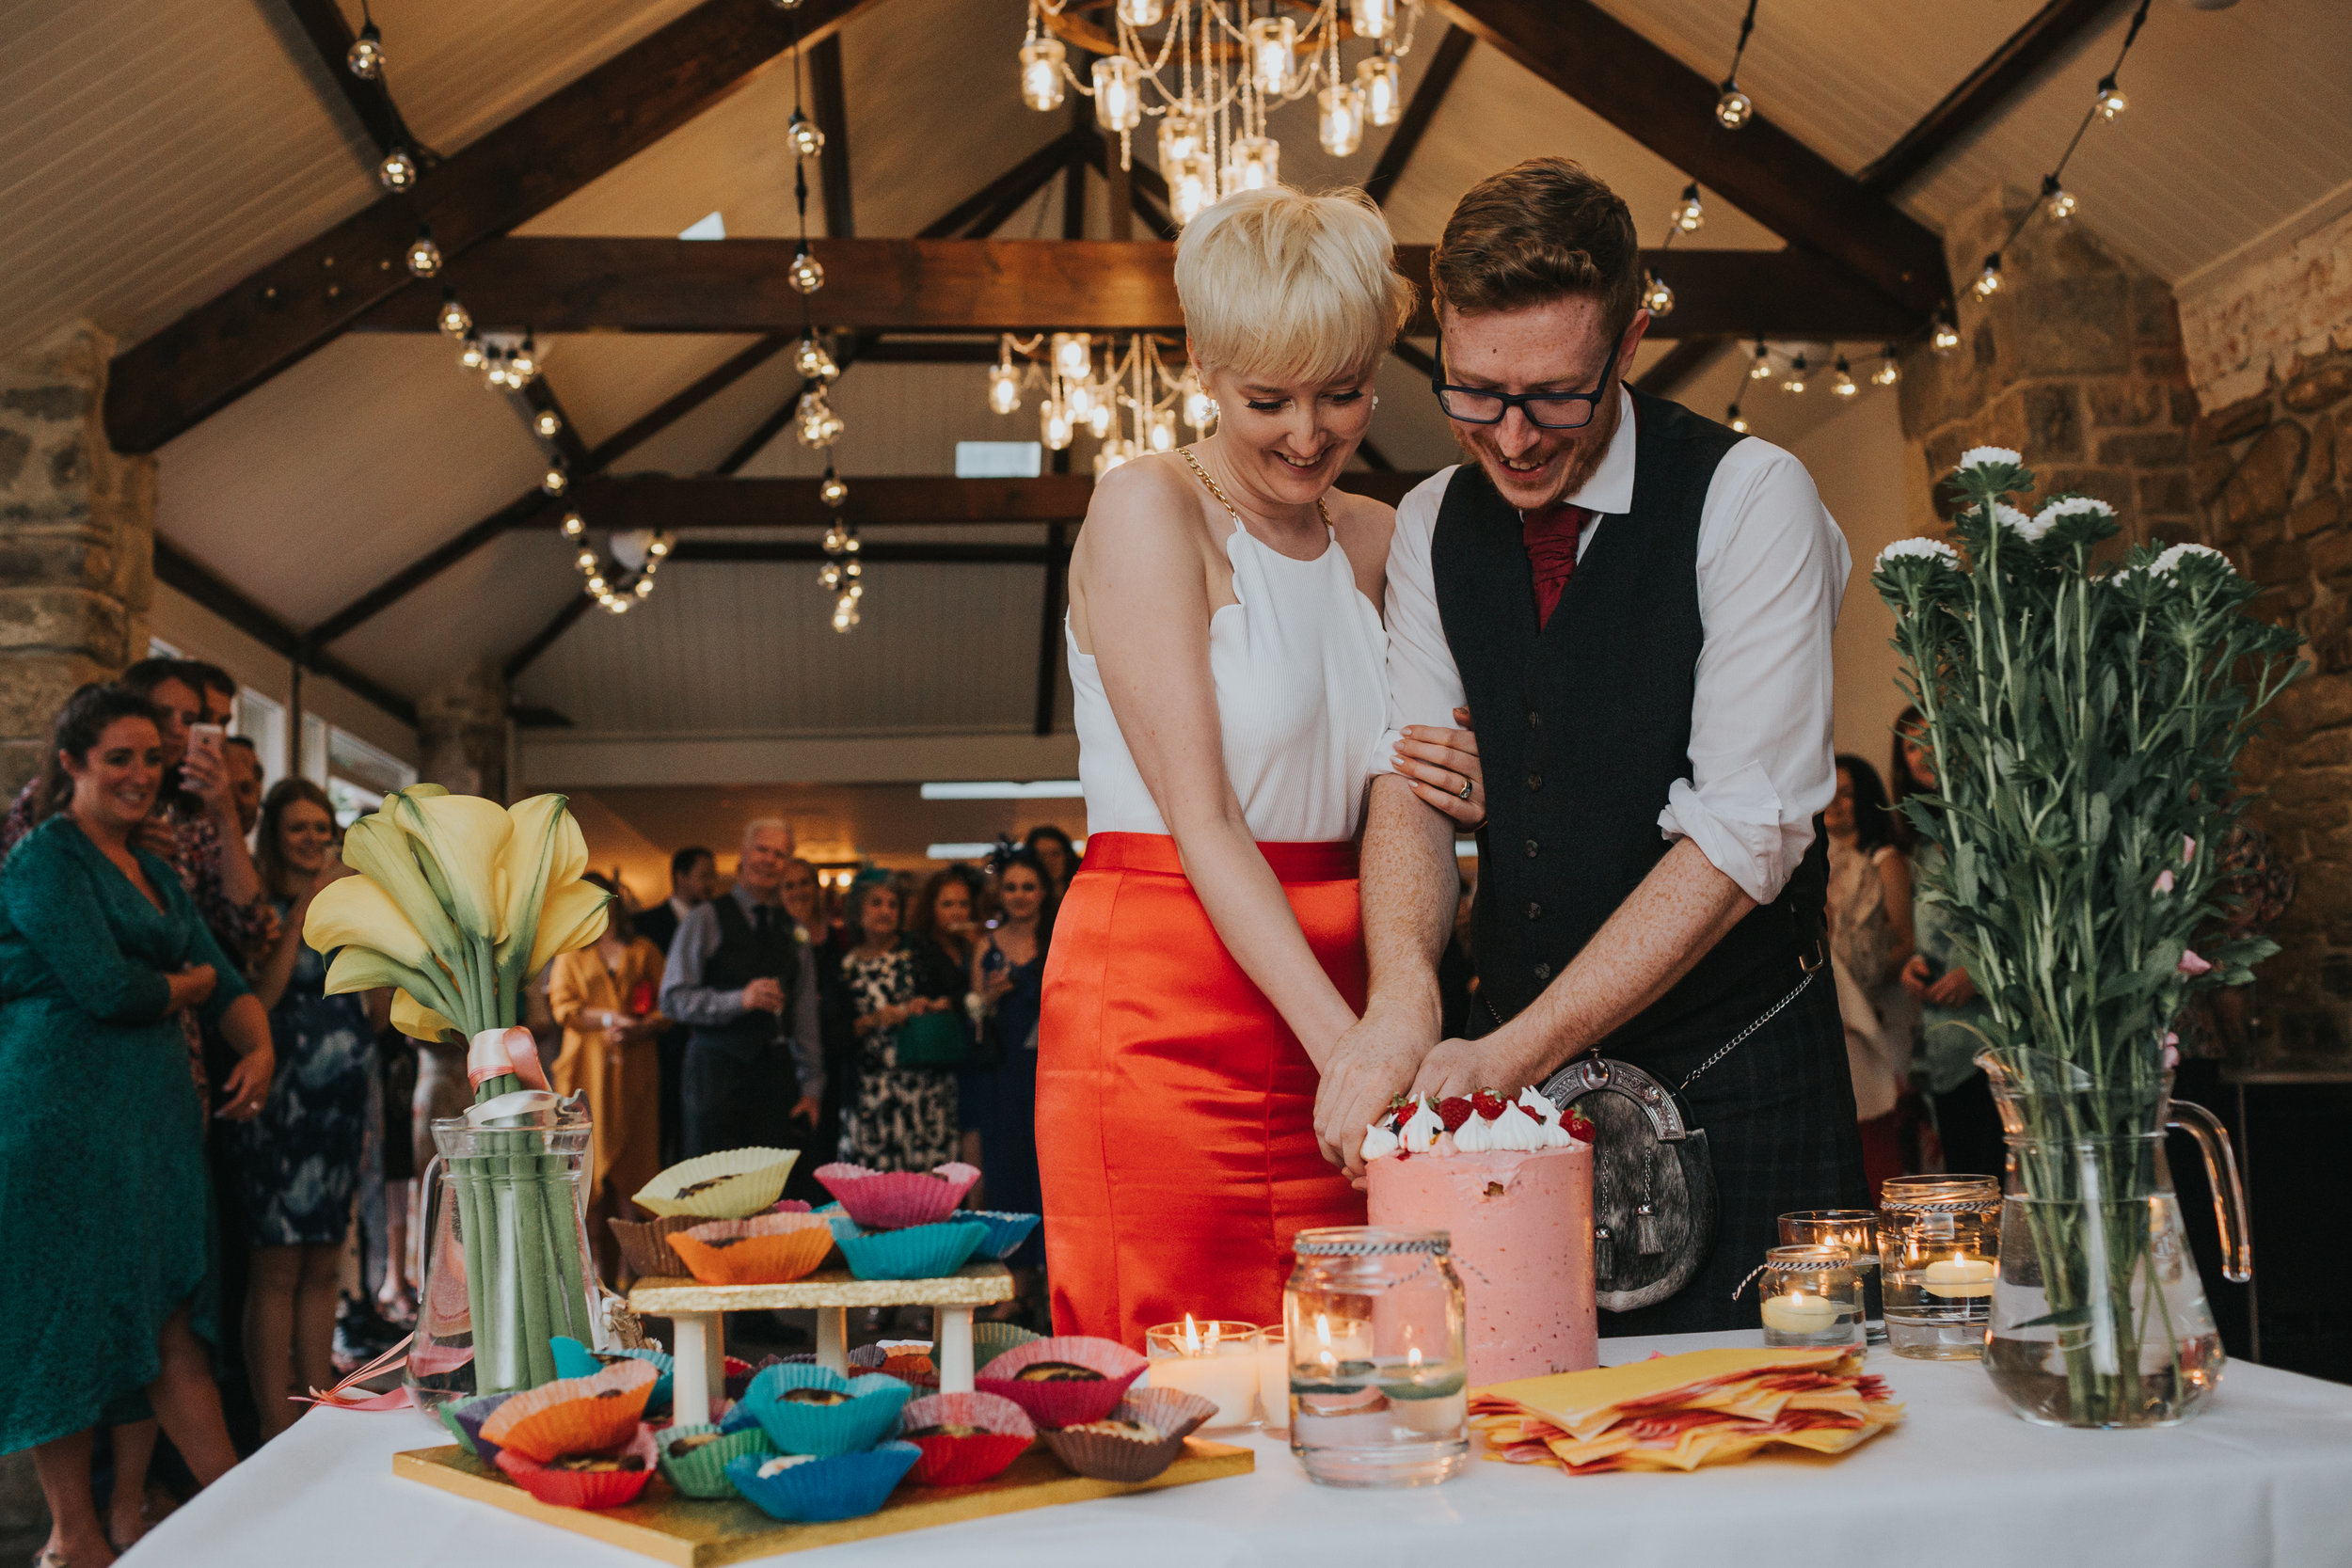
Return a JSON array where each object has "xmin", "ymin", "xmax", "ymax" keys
[{"xmin": 1429, "ymin": 338, "xmax": 1622, "ymax": 429}]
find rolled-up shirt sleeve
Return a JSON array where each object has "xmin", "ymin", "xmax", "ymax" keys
[
  {"xmin": 1658, "ymin": 441, "xmax": 1850, "ymax": 905},
  {"xmin": 656, "ymin": 903, "xmax": 747, "ymax": 1028},
  {"xmin": 1380, "ymin": 467, "xmax": 1469, "ymax": 760}
]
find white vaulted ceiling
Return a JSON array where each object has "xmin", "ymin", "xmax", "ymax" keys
[{"xmin": 4, "ymin": 0, "xmax": 2344, "ymax": 763}]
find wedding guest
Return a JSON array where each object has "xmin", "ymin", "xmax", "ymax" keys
[
  {"xmin": 225, "ymin": 736, "xmax": 262, "ymax": 843},
  {"xmin": 910, "ymin": 865, "xmax": 988, "ymax": 1020},
  {"xmin": 783, "ymin": 857, "xmax": 854, "ymax": 1186},
  {"xmin": 839, "ymin": 879, "xmax": 960, "ymax": 1172},
  {"xmin": 635, "ymin": 846, "xmax": 713, "ymax": 1167},
  {"xmin": 964, "ymin": 847, "xmax": 1056, "ymax": 1315},
  {"xmin": 660, "ymin": 820, "xmax": 824, "ymax": 1158},
  {"xmin": 1893, "ymin": 710, "xmax": 2004, "ymax": 1179},
  {"xmin": 237, "ymin": 778, "xmax": 375, "ymax": 1441},
  {"xmin": 548, "ymin": 874, "xmax": 668, "ymax": 1279},
  {"xmin": 1022, "ymin": 825, "xmax": 1077, "ymax": 893},
  {"xmin": 1, "ymin": 684, "xmax": 273, "ymax": 1564},
  {"xmin": 1826, "ymin": 754, "xmax": 1914, "ymax": 1196}
]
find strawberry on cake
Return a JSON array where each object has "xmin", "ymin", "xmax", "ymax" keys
[{"xmin": 1364, "ymin": 1088, "xmax": 1599, "ymax": 1386}]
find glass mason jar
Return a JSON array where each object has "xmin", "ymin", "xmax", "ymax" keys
[
  {"xmin": 1978, "ymin": 1047, "xmax": 2249, "ymax": 1429},
  {"xmin": 1780, "ymin": 1210, "xmax": 1883, "ymax": 1333},
  {"xmin": 1879, "ymin": 1176, "xmax": 2001, "ymax": 1360},
  {"xmin": 408, "ymin": 1099, "xmax": 601, "ymax": 1410},
  {"xmin": 1756, "ymin": 1245, "xmax": 1864, "ymax": 1349},
  {"xmin": 1284, "ymin": 1227, "xmax": 1468, "ymax": 1487}
]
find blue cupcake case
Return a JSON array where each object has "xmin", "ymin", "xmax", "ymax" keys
[
  {"xmin": 835, "ymin": 1219, "xmax": 987, "ymax": 1281},
  {"xmin": 961, "ymin": 1211, "xmax": 1042, "ymax": 1260},
  {"xmin": 548, "ymin": 1336, "xmax": 675, "ymax": 1418},
  {"xmin": 724, "ymin": 1443, "xmax": 922, "ymax": 1523},
  {"xmin": 739, "ymin": 1364, "xmax": 914, "ymax": 1456}
]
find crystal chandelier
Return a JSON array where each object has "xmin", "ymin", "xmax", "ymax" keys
[
  {"xmin": 1019, "ymin": 1, "xmax": 1421, "ymax": 224},
  {"xmin": 986, "ymin": 332, "xmax": 1211, "ymax": 473}
]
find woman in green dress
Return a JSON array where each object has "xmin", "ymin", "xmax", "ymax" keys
[{"xmin": 1, "ymin": 683, "xmax": 275, "ymax": 1567}]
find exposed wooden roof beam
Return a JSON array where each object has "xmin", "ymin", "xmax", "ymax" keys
[
  {"xmin": 1633, "ymin": 337, "xmax": 1730, "ymax": 398},
  {"xmin": 516, "ymin": 375, "xmax": 592, "ymax": 470},
  {"xmin": 281, "ymin": 0, "xmax": 429, "ymax": 162},
  {"xmin": 502, "ymin": 596, "xmax": 596, "ymax": 685},
  {"xmin": 1859, "ymin": 0, "xmax": 2124, "ymax": 196},
  {"xmin": 1364, "ymin": 25, "xmax": 1474, "ymax": 207},
  {"xmin": 153, "ymin": 539, "xmax": 419, "ymax": 727},
  {"xmin": 1430, "ymin": 0, "xmax": 1948, "ymax": 316},
  {"xmin": 582, "ymin": 334, "xmax": 792, "ymax": 471},
  {"xmin": 807, "ymin": 33, "xmax": 856, "ymax": 237},
  {"xmin": 1075, "ymin": 131, "xmax": 1177, "ymax": 240},
  {"xmin": 353, "ymin": 239, "xmax": 1915, "ymax": 340},
  {"xmin": 929, "ymin": 134, "xmax": 1080, "ymax": 239},
  {"xmin": 306, "ymin": 490, "xmax": 560, "ymax": 648},
  {"xmin": 106, "ymin": 0, "xmax": 892, "ymax": 453}
]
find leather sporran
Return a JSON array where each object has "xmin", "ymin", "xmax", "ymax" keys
[{"xmin": 1541, "ymin": 1058, "xmax": 1718, "ymax": 1313}]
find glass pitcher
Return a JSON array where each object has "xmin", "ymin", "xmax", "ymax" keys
[
  {"xmin": 1978, "ymin": 1046, "xmax": 2249, "ymax": 1429},
  {"xmin": 406, "ymin": 1097, "xmax": 603, "ymax": 1411}
]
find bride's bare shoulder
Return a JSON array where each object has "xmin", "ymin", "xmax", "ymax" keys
[
  {"xmin": 1327, "ymin": 486, "xmax": 1397, "ymax": 573},
  {"xmin": 1078, "ymin": 453, "xmax": 1211, "ymax": 556}
]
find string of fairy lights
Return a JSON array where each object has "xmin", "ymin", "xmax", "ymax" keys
[{"xmin": 1672, "ymin": 0, "xmax": 2158, "ymax": 435}]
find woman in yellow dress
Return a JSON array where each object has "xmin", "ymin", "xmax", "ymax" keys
[{"xmin": 547, "ymin": 874, "xmax": 668, "ymax": 1281}]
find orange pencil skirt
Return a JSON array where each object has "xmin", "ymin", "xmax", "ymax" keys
[{"xmin": 1036, "ymin": 832, "xmax": 1368, "ymax": 1350}]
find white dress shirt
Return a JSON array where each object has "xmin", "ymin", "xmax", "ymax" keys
[{"xmin": 1382, "ymin": 387, "xmax": 1851, "ymax": 906}]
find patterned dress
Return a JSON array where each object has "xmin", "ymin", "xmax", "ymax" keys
[
  {"xmin": 230, "ymin": 897, "xmax": 374, "ymax": 1247},
  {"xmin": 838, "ymin": 944, "xmax": 960, "ymax": 1172}
]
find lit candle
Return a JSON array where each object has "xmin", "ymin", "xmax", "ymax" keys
[
  {"xmin": 1255, "ymin": 1327, "xmax": 1288, "ymax": 1433},
  {"xmin": 1145, "ymin": 1316, "xmax": 1262, "ymax": 1430},
  {"xmin": 1759, "ymin": 1292, "xmax": 1846, "ymax": 1334},
  {"xmin": 1923, "ymin": 1256, "xmax": 1998, "ymax": 1298}
]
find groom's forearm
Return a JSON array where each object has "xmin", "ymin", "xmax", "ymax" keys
[{"xmin": 1359, "ymin": 775, "xmax": 1457, "ymax": 1028}]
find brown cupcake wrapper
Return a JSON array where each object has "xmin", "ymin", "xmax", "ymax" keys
[
  {"xmin": 609, "ymin": 1213, "xmax": 712, "ymax": 1278},
  {"xmin": 1042, "ymin": 1423, "xmax": 1188, "ymax": 1484}
]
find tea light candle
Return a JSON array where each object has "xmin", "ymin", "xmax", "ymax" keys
[
  {"xmin": 1923, "ymin": 1256, "xmax": 1997, "ymax": 1298},
  {"xmin": 1145, "ymin": 1317, "xmax": 1261, "ymax": 1430},
  {"xmin": 1759, "ymin": 1291, "xmax": 1847, "ymax": 1334}
]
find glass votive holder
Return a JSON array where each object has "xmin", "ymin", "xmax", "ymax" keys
[
  {"xmin": 1285, "ymin": 1227, "xmax": 1468, "ymax": 1488},
  {"xmin": 1878, "ymin": 1174, "xmax": 2001, "ymax": 1360},
  {"xmin": 1143, "ymin": 1318, "xmax": 1261, "ymax": 1431},
  {"xmin": 1781, "ymin": 1209, "xmax": 1883, "ymax": 1341},
  {"xmin": 1756, "ymin": 1244, "xmax": 1864, "ymax": 1349},
  {"xmin": 1254, "ymin": 1326, "xmax": 1288, "ymax": 1434}
]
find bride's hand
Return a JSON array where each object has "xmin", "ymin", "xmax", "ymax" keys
[
  {"xmin": 1392, "ymin": 706, "xmax": 1485, "ymax": 830},
  {"xmin": 1313, "ymin": 1006, "xmax": 1437, "ymax": 1178}
]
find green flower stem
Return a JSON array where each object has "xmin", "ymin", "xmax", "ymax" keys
[
  {"xmin": 539, "ymin": 1159, "xmax": 591, "ymax": 1342},
  {"xmin": 510, "ymin": 1139, "xmax": 556, "ymax": 1389},
  {"xmin": 454, "ymin": 1156, "xmax": 490, "ymax": 1380}
]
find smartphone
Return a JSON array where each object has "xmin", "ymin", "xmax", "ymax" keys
[
  {"xmin": 188, "ymin": 722, "xmax": 226, "ymax": 768},
  {"xmin": 1915, "ymin": 955, "xmax": 1946, "ymax": 984}
]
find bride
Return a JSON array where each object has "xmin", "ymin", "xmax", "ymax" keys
[{"xmin": 1038, "ymin": 185, "xmax": 1486, "ymax": 1348}]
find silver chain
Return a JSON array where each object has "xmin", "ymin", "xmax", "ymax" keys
[{"xmin": 1675, "ymin": 970, "xmax": 1815, "ymax": 1096}]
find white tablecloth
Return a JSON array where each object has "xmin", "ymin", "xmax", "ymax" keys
[{"xmin": 132, "ymin": 1332, "xmax": 2352, "ymax": 1568}]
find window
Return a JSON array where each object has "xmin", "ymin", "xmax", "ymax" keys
[
  {"xmin": 955, "ymin": 441, "xmax": 1043, "ymax": 478},
  {"xmin": 232, "ymin": 688, "xmax": 288, "ymax": 790},
  {"xmin": 325, "ymin": 726, "xmax": 418, "ymax": 826},
  {"xmin": 678, "ymin": 211, "xmax": 726, "ymax": 241}
]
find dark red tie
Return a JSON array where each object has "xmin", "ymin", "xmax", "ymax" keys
[{"xmin": 1522, "ymin": 502, "xmax": 1589, "ymax": 628}]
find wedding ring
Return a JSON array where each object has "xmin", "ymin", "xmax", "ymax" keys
[{"xmin": 1455, "ymin": 775, "xmax": 1474, "ymax": 800}]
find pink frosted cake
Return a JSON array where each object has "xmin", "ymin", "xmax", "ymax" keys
[{"xmin": 1364, "ymin": 1089, "xmax": 1598, "ymax": 1386}]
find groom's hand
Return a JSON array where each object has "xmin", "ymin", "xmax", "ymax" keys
[
  {"xmin": 1412, "ymin": 1028, "xmax": 1553, "ymax": 1101},
  {"xmin": 1315, "ymin": 1006, "xmax": 1435, "ymax": 1177}
]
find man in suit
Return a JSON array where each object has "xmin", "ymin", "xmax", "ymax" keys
[{"xmin": 639, "ymin": 846, "xmax": 716, "ymax": 1165}]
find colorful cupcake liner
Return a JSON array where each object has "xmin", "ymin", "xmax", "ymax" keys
[
  {"xmin": 1042, "ymin": 1404, "xmax": 1189, "ymax": 1485},
  {"xmin": 718, "ymin": 1399, "xmax": 763, "ymax": 1434},
  {"xmin": 723, "ymin": 1355, "xmax": 757, "ymax": 1400},
  {"xmin": 655, "ymin": 1423, "xmax": 776, "ymax": 1498},
  {"xmin": 496, "ymin": 1424, "xmax": 660, "ymax": 1510},
  {"xmin": 972, "ymin": 1321, "xmax": 1043, "ymax": 1361},
  {"xmin": 899, "ymin": 1390, "xmax": 1036, "ymax": 1487},
  {"xmin": 440, "ymin": 1389, "xmax": 518, "ymax": 1461},
  {"xmin": 632, "ymin": 1148, "xmax": 800, "ymax": 1220},
  {"xmin": 771, "ymin": 1198, "xmax": 813, "ymax": 1213},
  {"xmin": 478, "ymin": 1359, "xmax": 658, "ymax": 1464},
  {"xmin": 608, "ymin": 1212, "xmax": 715, "ymax": 1279},
  {"xmin": 672, "ymin": 1213, "xmax": 836, "ymax": 1287},
  {"xmin": 549, "ymin": 1338, "xmax": 674, "ymax": 1418},
  {"xmin": 723, "ymin": 1442, "xmax": 921, "ymax": 1524},
  {"xmin": 739, "ymin": 1364, "xmax": 914, "ymax": 1457},
  {"xmin": 836, "ymin": 1220, "xmax": 986, "ymax": 1282},
  {"xmin": 813, "ymin": 1162, "xmax": 982, "ymax": 1230},
  {"xmin": 1117, "ymin": 1386, "xmax": 1216, "ymax": 1440},
  {"xmin": 962, "ymin": 1211, "xmax": 1042, "ymax": 1260},
  {"xmin": 976, "ymin": 1336, "xmax": 1149, "ymax": 1430}
]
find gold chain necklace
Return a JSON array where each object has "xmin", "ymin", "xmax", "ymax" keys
[{"xmin": 1178, "ymin": 446, "xmax": 1331, "ymax": 531}]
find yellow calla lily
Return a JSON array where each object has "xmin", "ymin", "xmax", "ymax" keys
[
  {"xmin": 526, "ymin": 877, "xmax": 612, "ymax": 979},
  {"xmin": 389, "ymin": 989, "xmax": 464, "ymax": 1045},
  {"xmin": 495, "ymin": 794, "xmax": 579, "ymax": 945},
  {"xmin": 390, "ymin": 787, "xmax": 510, "ymax": 941},
  {"xmin": 325, "ymin": 945, "xmax": 459, "ymax": 1018},
  {"xmin": 305, "ymin": 874, "xmax": 435, "ymax": 971},
  {"xmin": 341, "ymin": 811, "xmax": 463, "ymax": 960}
]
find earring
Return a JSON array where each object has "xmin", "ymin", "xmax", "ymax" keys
[{"xmin": 1372, "ymin": 394, "xmax": 1381, "ymax": 407}]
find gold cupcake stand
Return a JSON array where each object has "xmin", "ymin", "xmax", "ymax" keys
[{"xmin": 392, "ymin": 1262, "xmax": 1254, "ymax": 1565}]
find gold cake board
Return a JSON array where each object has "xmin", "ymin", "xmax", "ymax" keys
[{"xmin": 396, "ymin": 1440, "xmax": 1254, "ymax": 1566}]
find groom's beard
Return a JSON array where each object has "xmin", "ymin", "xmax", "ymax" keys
[{"xmin": 1454, "ymin": 397, "xmax": 1620, "ymax": 512}]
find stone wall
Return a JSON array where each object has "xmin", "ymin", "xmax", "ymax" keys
[
  {"xmin": 0, "ymin": 321, "xmax": 154, "ymax": 794},
  {"xmin": 418, "ymin": 660, "xmax": 512, "ymax": 802},
  {"xmin": 1897, "ymin": 187, "xmax": 2201, "ymax": 553},
  {"xmin": 2189, "ymin": 349, "xmax": 2352, "ymax": 1067}
]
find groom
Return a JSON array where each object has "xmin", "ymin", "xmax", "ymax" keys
[{"xmin": 1317, "ymin": 157, "xmax": 1865, "ymax": 1335}]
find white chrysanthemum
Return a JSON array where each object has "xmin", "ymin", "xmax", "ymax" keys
[
  {"xmin": 2035, "ymin": 495, "xmax": 2115, "ymax": 531},
  {"xmin": 1993, "ymin": 501, "xmax": 2047, "ymax": 541},
  {"xmin": 2153, "ymin": 543, "xmax": 2233, "ymax": 578},
  {"xmin": 1957, "ymin": 445, "xmax": 2023, "ymax": 473},
  {"xmin": 1875, "ymin": 537, "xmax": 1960, "ymax": 569}
]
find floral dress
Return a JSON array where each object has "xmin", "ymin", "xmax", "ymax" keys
[
  {"xmin": 230, "ymin": 898, "xmax": 375, "ymax": 1247},
  {"xmin": 838, "ymin": 943, "xmax": 960, "ymax": 1172}
]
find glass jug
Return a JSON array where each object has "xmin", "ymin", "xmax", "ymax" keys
[
  {"xmin": 407, "ymin": 1097, "xmax": 603, "ymax": 1411},
  {"xmin": 1978, "ymin": 1046, "xmax": 2249, "ymax": 1429},
  {"xmin": 1284, "ymin": 1227, "xmax": 1468, "ymax": 1488}
]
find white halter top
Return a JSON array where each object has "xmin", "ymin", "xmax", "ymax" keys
[{"xmin": 1068, "ymin": 476, "xmax": 1388, "ymax": 843}]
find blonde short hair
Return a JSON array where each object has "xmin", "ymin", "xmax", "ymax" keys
[{"xmin": 1175, "ymin": 185, "xmax": 1415, "ymax": 384}]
